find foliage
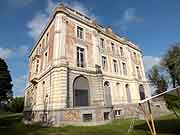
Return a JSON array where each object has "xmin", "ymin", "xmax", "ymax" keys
[
  {"xmin": 0, "ymin": 58, "xmax": 13, "ymax": 103},
  {"xmin": 8, "ymin": 97, "xmax": 24, "ymax": 113},
  {"xmin": 161, "ymin": 43, "xmax": 180, "ymax": 87},
  {"xmin": 148, "ymin": 65, "xmax": 168, "ymax": 94}
]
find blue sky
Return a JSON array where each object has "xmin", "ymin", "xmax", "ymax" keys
[{"xmin": 0, "ymin": 0, "xmax": 180, "ymax": 96}]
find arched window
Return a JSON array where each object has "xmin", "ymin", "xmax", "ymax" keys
[
  {"xmin": 73, "ymin": 75, "xmax": 89, "ymax": 107},
  {"xmin": 139, "ymin": 84, "xmax": 145, "ymax": 100},
  {"xmin": 126, "ymin": 84, "xmax": 131, "ymax": 103},
  {"xmin": 104, "ymin": 81, "xmax": 112, "ymax": 106}
]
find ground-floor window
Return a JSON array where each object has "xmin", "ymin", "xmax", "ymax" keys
[{"xmin": 73, "ymin": 75, "xmax": 89, "ymax": 107}]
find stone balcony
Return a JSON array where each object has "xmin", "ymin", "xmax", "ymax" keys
[{"xmin": 30, "ymin": 72, "xmax": 38, "ymax": 84}]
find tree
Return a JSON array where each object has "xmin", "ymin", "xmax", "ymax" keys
[
  {"xmin": 0, "ymin": 58, "xmax": 13, "ymax": 104},
  {"xmin": 148, "ymin": 65, "xmax": 168, "ymax": 94},
  {"xmin": 161, "ymin": 43, "xmax": 180, "ymax": 88},
  {"xmin": 9, "ymin": 97, "xmax": 24, "ymax": 113}
]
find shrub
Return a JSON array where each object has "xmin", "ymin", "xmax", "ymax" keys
[{"xmin": 9, "ymin": 97, "xmax": 24, "ymax": 113}]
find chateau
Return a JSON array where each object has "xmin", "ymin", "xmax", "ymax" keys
[{"xmin": 24, "ymin": 4, "xmax": 149, "ymax": 126}]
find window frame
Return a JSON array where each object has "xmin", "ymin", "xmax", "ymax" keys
[
  {"xmin": 77, "ymin": 46, "xmax": 85, "ymax": 68},
  {"xmin": 113, "ymin": 59, "xmax": 118, "ymax": 73},
  {"xmin": 77, "ymin": 26, "xmax": 84, "ymax": 40},
  {"xmin": 100, "ymin": 38, "xmax": 105, "ymax": 48},
  {"xmin": 102, "ymin": 56, "xmax": 108, "ymax": 71},
  {"xmin": 119, "ymin": 47, "xmax": 124, "ymax": 57},
  {"xmin": 122, "ymin": 62, "xmax": 127, "ymax": 76}
]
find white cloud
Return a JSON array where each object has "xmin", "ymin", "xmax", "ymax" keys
[
  {"xmin": 0, "ymin": 45, "xmax": 29, "ymax": 60},
  {"xmin": 27, "ymin": 0, "xmax": 96, "ymax": 39},
  {"xmin": 116, "ymin": 8, "xmax": 143, "ymax": 32},
  {"xmin": 27, "ymin": 0, "xmax": 57, "ymax": 39},
  {"xmin": 18, "ymin": 45, "xmax": 29, "ymax": 56},
  {"xmin": 0, "ymin": 48, "xmax": 13, "ymax": 59},
  {"xmin": 143, "ymin": 55, "xmax": 161, "ymax": 73},
  {"xmin": 27, "ymin": 12, "xmax": 48, "ymax": 39},
  {"xmin": 46, "ymin": 0, "xmax": 57, "ymax": 14},
  {"xmin": 69, "ymin": 1, "xmax": 96, "ymax": 20},
  {"xmin": 13, "ymin": 75, "xmax": 27, "ymax": 96}
]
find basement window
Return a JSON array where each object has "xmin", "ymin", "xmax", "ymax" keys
[
  {"xmin": 114, "ymin": 110, "xmax": 121, "ymax": 116},
  {"xmin": 83, "ymin": 113, "xmax": 92, "ymax": 122}
]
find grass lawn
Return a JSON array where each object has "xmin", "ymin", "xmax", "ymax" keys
[{"xmin": 0, "ymin": 112, "xmax": 180, "ymax": 135}]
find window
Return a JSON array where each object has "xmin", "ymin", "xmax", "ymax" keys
[
  {"xmin": 136, "ymin": 66, "xmax": 141, "ymax": 79},
  {"xmin": 83, "ymin": 114, "xmax": 92, "ymax": 122},
  {"xmin": 114, "ymin": 110, "xmax": 121, "ymax": 116},
  {"xmin": 133, "ymin": 52, "xmax": 137, "ymax": 62},
  {"xmin": 77, "ymin": 47, "xmax": 85, "ymax": 67},
  {"xmin": 44, "ymin": 52, "xmax": 48, "ymax": 68},
  {"xmin": 77, "ymin": 26, "xmax": 83, "ymax": 39},
  {"xmin": 46, "ymin": 33, "xmax": 49, "ymax": 46},
  {"xmin": 122, "ymin": 62, "xmax": 127, "ymax": 76},
  {"xmin": 36, "ymin": 59, "xmax": 39, "ymax": 73},
  {"xmin": 113, "ymin": 59, "xmax": 118, "ymax": 72},
  {"xmin": 111, "ymin": 43, "xmax": 115, "ymax": 53},
  {"xmin": 102, "ymin": 56, "xmax": 107, "ymax": 71},
  {"xmin": 104, "ymin": 112, "xmax": 109, "ymax": 120},
  {"xmin": 100, "ymin": 38, "xmax": 105, "ymax": 48},
  {"xmin": 120, "ymin": 47, "xmax": 123, "ymax": 56}
]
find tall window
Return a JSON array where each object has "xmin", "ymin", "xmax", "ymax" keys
[
  {"xmin": 133, "ymin": 52, "xmax": 137, "ymax": 62},
  {"xmin": 122, "ymin": 62, "xmax": 127, "ymax": 76},
  {"xmin": 136, "ymin": 66, "xmax": 141, "ymax": 79},
  {"xmin": 46, "ymin": 32, "xmax": 49, "ymax": 46},
  {"xmin": 77, "ymin": 47, "xmax": 85, "ymax": 67},
  {"xmin": 120, "ymin": 47, "xmax": 123, "ymax": 56},
  {"xmin": 36, "ymin": 59, "xmax": 39, "ymax": 73},
  {"xmin": 113, "ymin": 59, "xmax": 118, "ymax": 72},
  {"xmin": 100, "ymin": 38, "xmax": 105, "ymax": 48},
  {"xmin": 44, "ymin": 52, "xmax": 48, "ymax": 69},
  {"xmin": 111, "ymin": 43, "xmax": 115, "ymax": 53},
  {"xmin": 77, "ymin": 26, "xmax": 83, "ymax": 39},
  {"xmin": 102, "ymin": 56, "xmax": 107, "ymax": 71}
]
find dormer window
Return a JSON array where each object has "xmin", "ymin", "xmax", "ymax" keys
[{"xmin": 77, "ymin": 26, "xmax": 83, "ymax": 40}]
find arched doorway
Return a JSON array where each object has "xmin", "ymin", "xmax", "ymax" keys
[
  {"xmin": 139, "ymin": 84, "xmax": 145, "ymax": 100},
  {"xmin": 104, "ymin": 81, "xmax": 112, "ymax": 106},
  {"xmin": 73, "ymin": 75, "xmax": 89, "ymax": 107},
  {"xmin": 126, "ymin": 84, "xmax": 131, "ymax": 103}
]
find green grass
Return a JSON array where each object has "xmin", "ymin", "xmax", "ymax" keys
[{"xmin": 0, "ymin": 112, "xmax": 180, "ymax": 135}]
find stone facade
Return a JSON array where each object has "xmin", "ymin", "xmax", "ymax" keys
[{"xmin": 24, "ymin": 4, "xmax": 150, "ymax": 126}]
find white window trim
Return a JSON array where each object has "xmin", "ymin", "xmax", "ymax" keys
[
  {"xmin": 76, "ymin": 25, "xmax": 85, "ymax": 40},
  {"xmin": 76, "ymin": 44, "xmax": 87, "ymax": 68},
  {"xmin": 101, "ymin": 55, "xmax": 108, "ymax": 72}
]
